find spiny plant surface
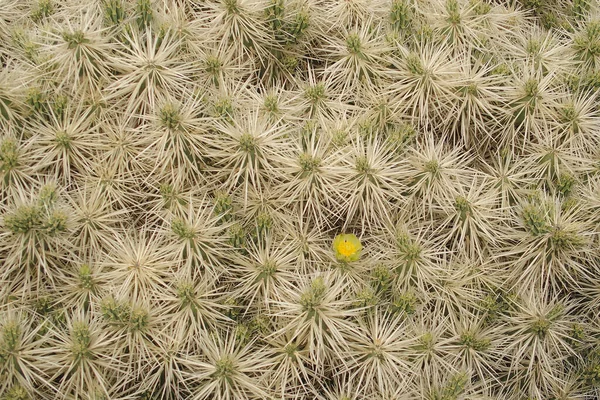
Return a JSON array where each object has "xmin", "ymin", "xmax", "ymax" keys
[{"xmin": 1, "ymin": 0, "xmax": 600, "ymax": 399}]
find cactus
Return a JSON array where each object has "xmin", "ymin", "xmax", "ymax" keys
[{"xmin": 1, "ymin": 0, "xmax": 600, "ymax": 399}]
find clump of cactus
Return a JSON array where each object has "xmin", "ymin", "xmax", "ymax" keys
[{"xmin": 1, "ymin": 0, "xmax": 600, "ymax": 399}]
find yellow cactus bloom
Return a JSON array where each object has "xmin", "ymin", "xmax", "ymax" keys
[{"xmin": 333, "ymin": 233, "xmax": 362, "ymax": 262}]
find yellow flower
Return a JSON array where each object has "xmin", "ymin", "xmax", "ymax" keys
[{"xmin": 333, "ymin": 233, "xmax": 362, "ymax": 262}]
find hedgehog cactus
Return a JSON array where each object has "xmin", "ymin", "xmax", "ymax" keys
[{"xmin": 0, "ymin": 0, "xmax": 600, "ymax": 399}]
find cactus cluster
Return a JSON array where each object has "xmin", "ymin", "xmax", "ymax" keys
[{"xmin": 1, "ymin": 0, "xmax": 600, "ymax": 399}]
